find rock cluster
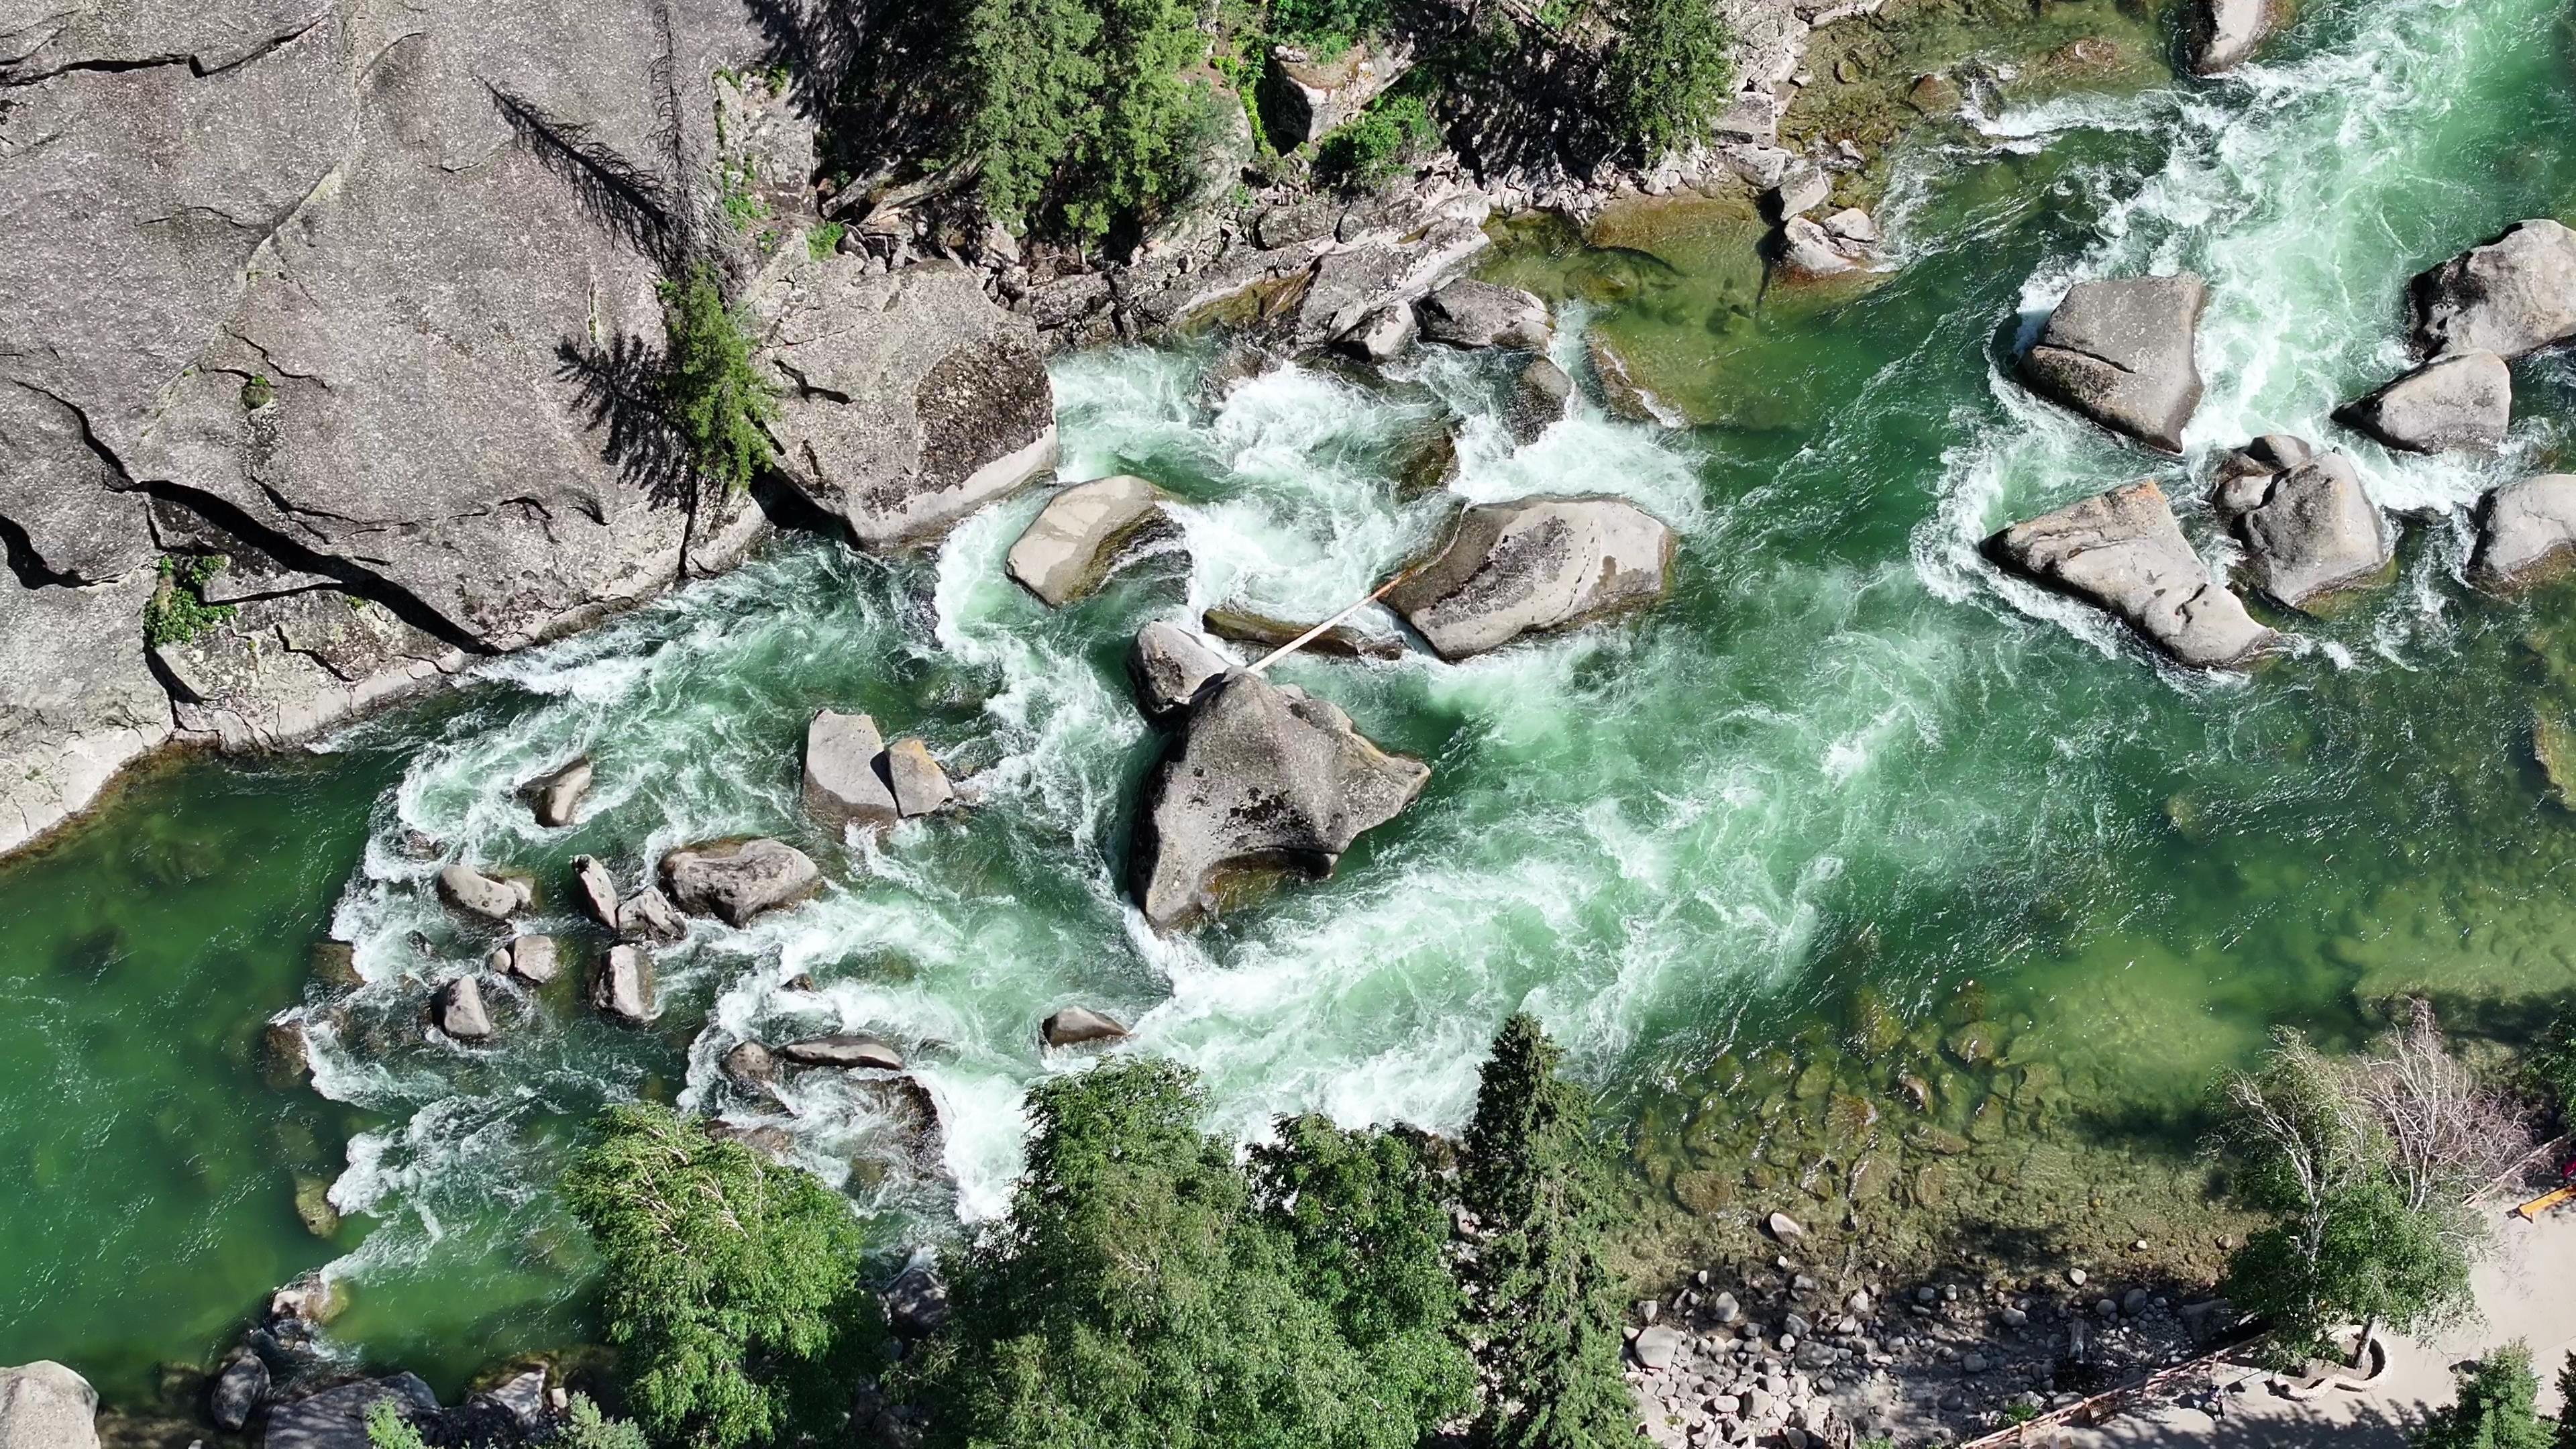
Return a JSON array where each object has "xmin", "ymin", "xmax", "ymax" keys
[
  {"xmin": 660, "ymin": 838, "xmax": 824, "ymax": 927},
  {"xmin": 802, "ymin": 710, "xmax": 957, "ymax": 833},
  {"xmin": 2212, "ymin": 448, "xmax": 2391, "ymax": 612}
]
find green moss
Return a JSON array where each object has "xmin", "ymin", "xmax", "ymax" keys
[
  {"xmin": 239, "ymin": 374, "xmax": 274, "ymax": 411},
  {"xmin": 142, "ymin": 554, "xmax": 237, "ymax": 649},
  {"xmin": 806, "ymin": 220, "xmax": 845, "ymax": 260}
]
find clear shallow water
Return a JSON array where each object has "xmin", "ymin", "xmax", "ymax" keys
[{"xmin": 9, "ymin": 0, "xmax": 2576, "ymax": 1403}]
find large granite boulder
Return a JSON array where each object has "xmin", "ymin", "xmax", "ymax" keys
[
  {"xmin": 2018, "ymin": 274, "xmax": 2209, "ymax": 453},
  {"xmin": 2226, "ymin": 452, "xmax": 2392, "ymax": 611},
  {"xmin": 1128, "ymin": 623, "xmax": 1234, "ymax": 724},
  {"xmin": 2471, "ymin": 475, "xmax": 2576, "ymax": 590},
  {"xmin": 751, "ymin": 256, "xmax": 1059, "ymax": 550},
  {"xmin": 1415, "ymin": 279, "xmax": 1552, "ymax": 351},
  {"xmin": 881, "ymin": 738, "xmax": 954, "ymax": 817},
  {"xmin": 591, "ymin": 943, "xmax": 658, "ymax": 1025},
  {"xmin": 209, "ymin": 1350, "xmax": 270, "ymax": 1433},
  {"xmin": 804, "ymin": 708, "xmax": 900, "ymax": 833},
  {"xmin": 435, "ymin": 975, "xmax": 496, "ymax": 1040},
  {"xmin": 1130, "ymin": 672, "xmax": 1428, "ymax": 928},
  {"xmin": 1005, "ymin": 476, "xmax": 1173, "ymax": 607},
  {"xmin": 0, "ymin": 0, "xmax": 823, "ymax": 857},
  {"xmin": 2412, "ymin": 221, "xmax": 2576, "ymax": 360},
  {"xmin": 572, "ymin": 855, "xmax": 620, "ymax": 927},
  {"xmin": 1383, "ymin": 496, "xmax": 1678, "ymax": 659},
  {"xmin": 436, "ymin": 863, "xmax": 525, "ymax": 922},
  {"xmin": 1257, "ymin": 43, "xmax": 1410, "ymax": 148},
  {"xmin": 0, "ymin": 1362, "xmax": 98, "ymax": 1449},
  {"xmin": 2186, "ymin": 0, "xmax": 2279, "ymax": 73},
  {"xmin": 260, "ymin": 1373, "xmax": 439, "ymax": 1449},
  {"xmin": 1986, "ymin": 480, "xmax": 2275, "ymax": 668},
  {"xmin": 660, "ymin": 838, "xmax": 822, "ymax": 925},
  {"xmin": 2336, "ymin": 352, "xmax": 2510, "ymax": 453}
]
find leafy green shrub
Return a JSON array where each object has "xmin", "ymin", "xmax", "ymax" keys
[
  {"xmin": 2412, "ymin": 1343, "xmax": 2556, "ymax": 1449},
  {"xmin": 899, "ymin": 1059, "xmax": 1474, "ymax": 1448},
  {"xmin": 960, "ymin": 0, "xmax": 1225, "ymax": 241},
  {"xmin": 657, "ymin": 264, "xmax": 775, "ymax": 493},
  {"xmin": 1460, "ymin": 1014, "xmax": 1634, "ymax": 1449},
  {"xmin": 564, "ymin": 1104, "xmax": 883, "ymax": 1449},
  {"xmin": 806, "ymin": 220, "xmax": 845, "ymax": 260},
  {"xmin": 1316, "ymin": 93, "xmax": 1439, "ymax": 189},
  {"xmin": 143, "ymin": 554, "xmax": 235, "ymax": 649},
  {"xmin": 1269, "ymin": 0, "xmax": 1389, "ymax": 51},
  {"xmin": 363, "ymin": 1401, "xmax": 429, "ymax": 1449},
  {"xmin": 559, "ymin": 1394, "xmax": 651, "ymax": 1449},
  {"xmin": 1601, "ymin": 0, "xmax": 1734, "ymax": 160}
]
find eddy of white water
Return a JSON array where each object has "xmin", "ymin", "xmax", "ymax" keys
[{"xmin": 282, "ymin": 0, "xmax": 2570, "ymax": 1323}]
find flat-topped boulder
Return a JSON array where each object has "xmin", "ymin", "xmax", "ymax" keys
[
  {"xmin": 751, "ymin": 257, "xmax": 1059, "ymax": 550},
  {"xmin": 262, "ymin": 1375, "xmax": 439, "ymax": 1449},
  {"xmin": 1383, "ymin": 495, "xmax": 1678, "ymax": 659},
  {"xmin": 881, "ymin": 739, "xmax": 955, "ymax": 817},
  {"xmin": 1131, "ymin": 672, "xmax": 1428, "ymax": 928},
  {"xmin": 659, "ymin": 838, "xmax": 822, "ymax": 926},
  {"xmin": 500, "ymin": 934, "xmax": 559, "ymax": 985},
  {"xmin": 1203, "ymin": 606, "xmax": 1404, "ymax": 661},
  {"xmin": 2471, "ymin": 475, "xmax": 2576, "ymax": 590},
  {"xmin": 0, "ymin": 1362, "xmax": 99, "ymax": 1449},
  {"xmin": 2412, "ymin": 220, "xmax": 2576, "ymax": 360},
  {"xmin": 804, "ymin": 709, "xmax": 900, "ymax": 833},
  {"xmin": 525, "ymin": 755, "xmax": 592, "ymax": 828},
  {"xmin": 778, "ymin": 1034, "xmax": 904, "ymax": 1070},
  {"xmin": 2018, "ymin": 274, "xmax": 2208, "ymax": 453},
  {"xmin": 1128, "ymin": 623, "xmax": 1235, "ymax": 724},
  {"xmin": 2227, "ymin": 451, "xmax": 2392, "ymax": 611},
  {"xmin": 2337, "ymin": 351, "xmax": 2510, "ymax": 453},
  {"xmin": 436, "ymin": 863, "xmax": 526, "ymax": 922},
  {"xmin": 1416, "ymin": 279, "xmax": 1552, "ymax": 351},
  {"xmin": 592, "ymin": 944, "xmax": 657, "ymax": 1025},
  {"xmin": 1042, "ymin": 1006, "xmax": 1132, "ymax": 1047},
  {"xmin": 1006, "ymin": 476, "xmax": 1173, "ymax": 607},
  {"xmin": 2187, "ymin": 0, "xmax": 2279, "ymax": 72},
  {"xmin": 1986, "ymin": 480, "xmax": 2275, "ymax": 669}
]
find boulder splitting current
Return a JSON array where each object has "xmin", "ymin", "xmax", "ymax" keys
[
  {"xmin": 1383, "ymin": 495, "xmax": 1677, "ymax": 659},
  {"xmin": 1986, "ymin": 480, "xmax": 2275, "ymax": 669},
  {"xmin": 1130, "ymin": 672, "xmax": 1428, "ymax": 928},
  {"xmin": 2017, "ymin": 274, "xmax": 2208, "ymax": 453}
]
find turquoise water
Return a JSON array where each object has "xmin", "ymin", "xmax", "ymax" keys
[{"xmin": 8, "ymin": 0, "xmax": 2576, "ymax": 1403}]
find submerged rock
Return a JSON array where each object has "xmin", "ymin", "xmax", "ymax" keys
[
  {"xmin": 592, "ymin": 945, "xmax": 657, "ymax": 1026},
  {"xmin": 779, "ymin": 1034, "xmax": 904, "ymax": 1070},
  {"xmin": 882, "ymin": 739, "xmax": 955, "ymax": 818},
  {"xmin": 2411, "ymin": 220, "xmax": 2576, "ymax": 360},
  {"xmin": 1130, "ymin": 672, "xmax": 1428, "ymax": 928},
  {"xmin": 435, "ymin": 975, "xmax": 494, "ymax": 1040},
  {"xmin": 1986, "ymin": 480, "xmax": 2275, "ymax": 669},
  {"xmin": 661, "ymin": 839, "xmax": 822, "ymax": 926},
  {"xmin": 618, "ymin": 888, "xmax": 687, "ymax": 943},
  {"xmin": 2229, "ymin": 451, "xmax": 2392, "ymax": 611},
  {"xmin": 2018, "ymin": 274, "xmax": 2208, "ymax": 453},
  {"xmin": 2337, "ymin": 351, "xmax": 2510, "ymax": 453},
  {"xmin": 721, "ymin": 1040, "xmax": 780, "ymax": 1092},
  {"xmin": 1042, "ymin": 1006, "xmax": 1132, "ymax": 1047},
  {"xmin": 1203, "ymin": 607, "xmax": 1404, "ymax": 661},
  {"xmin": 2187, "ymin": 0, "xmax": 2279, "ymax": 73},
  {"xmin": 1383, "ymin": 496, "xmax": 1678, "ymax": 659},
  {"xmin": 263, "ymin": 1375, "xmax": 439, "ymax": 1449},
  {"xmin": 1587, "ymin": 332, "xmax": 1664, "ymax": 424},
  {"xmin": 435, "ymin": 864, "xmax": 523, "ymax": 923},
  {"xmin": 1128, "ymin": 623, "xmax": 1235, "ymax": 724},
  {"xmin": 571, "ymin": 855, "xmax": 620, "ymax": 928},
  {"xmin": 2471, "ymin": 475, "xmax": 2576, "ymax": 590},
  {"xmin": 751, "ymin": 258, "xmax": 1059, "ymax": 551},
  {"xmin": 804, "ymin": 709, "xmax": 900, "ymax": 834},
  {"xmin": 1415, "ymin": 279, "xmax": 1552, "ymax": 351},
  {"xmin": 525, "ymin": 755, "xmax": 592, "ymax": 828},
  {"xmin": 1006, "ymin": 476, "xmax": 1174, "ymax": 607},
  {"xmin": 0, "ymin": 1362, "xmax": 99, "ymax": 1449}
]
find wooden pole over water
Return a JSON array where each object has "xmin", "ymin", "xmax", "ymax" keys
[{"xmin": 1242, "ymin": 570, "xmax": 1415, "ymax": 676}]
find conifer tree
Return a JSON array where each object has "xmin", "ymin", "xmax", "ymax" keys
[{"xmin": 2412, "ymin": 1343, "xmax": 2555, "ymax": 1449}]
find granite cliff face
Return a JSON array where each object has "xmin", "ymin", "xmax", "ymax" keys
[{"xmin": 0, "ymin": 0, "xmax": 1057, "ymax": 857}]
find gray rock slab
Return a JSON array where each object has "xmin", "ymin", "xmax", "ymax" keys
[
  {"xmin": 437, "ymin": 863, "xmax": 521, "ymax": 922},
  {"xmin": 778, "ymin": 1034, "xmax": 903, "ymax": 1070},
  {"xmin": 2231, "ymin": 452, "xmax": 2391, "ymax": 610},
  {"xmin": 571, "ymin": 855, "xmax": 619, "ymax": 928},
  {"xmin": 2187, "ymin": 0, "xmax": 2277, "ymax": 72},
  {"xmin": 1384, "ymin": 495, "xmax": 1678, "ymax": 659},
  {"xmin": 2412, "ymin": 220, "xmax": 2576, "ymax": 360},
  {"xmin": 2019, "ymin": 274, "xmax": 2208, "ymax": 453},
  {"xmin": 1128, "ymin": 622, "xmax": 1234, "ymax": 724},
  {"xmin": 881, "ymin": 738, "xmax": 954, "ymax": 818},
  {"xmin": 1415, "ymin": 279, "xmax": 1552, "ymax": 351},
  {"xmin": 260, "ymin": 1374, "xmax": 437, "ymax": 1449},
  {"xmin": 0, "ymin": 571, "xmax": 172, "ymax": 859},
  {"xmin": 1042, "ymin": 1006, "xmax": 1131, "ymax": 1047},
  {"xmin": 591, "ymin": 943, "xmax": 657, "ymax": 1025},
  {"xmin": 435, "ymin": 975, "xmax": 494, "ymax": 1040},
  {"xmin": 2337, "ymin": 351, "xmax": 2511, "ymax": 453},
  {"xmin": 2473, "ymin": 474, "xmax": 2576, "ymax": 590},
  {"xmin": 1005, "ymin": 476, "xmax": 1172, "ymax": 607},
  {"xmin": 804, "ymin": 709, "xmax": 898, "ymax": 833},
  {"xmin": 659, "ymin": 838, "xmax": 821, "ymax": 926},
  {"xmin": 1130, "ymin": 672, "xmax": 1428, "ymax": 928},
  {"xmin": 1986, "ymin": 479, "xmax": 2275, "ymax": 668}
]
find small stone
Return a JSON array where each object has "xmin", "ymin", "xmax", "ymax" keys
[
  {"xmin": 1845, "ymin": 1289, "xmax": 1872, "ymax": 1316},
  {"xmin": 1711, "ymin": 1291, "xmax": 1741, "ymax": 1324},
  {"xmin": 2066, "ymin": 1268, "xmax": 2088, "ymax": 1287},
  {"xmin": 2131, "ymin": 1238, "xmax": 2150, "ymax": 1252},
  {"xmin": 2000, "ymin": 1307, "xmax": 2030, "ymax": 1328},
  {"xmin": 1633, "ymin": 1324, "xmax": 1686, "ymax": 1370},
  {"xmin": 2096, "ymin": 1298, "xmax": 2118, "ymax": 1318},
  {"xmin": 1766, "ymin": 1211, "xmax": 1807, "ymax": 1242},
  {"xmin": 1639, "ymin": 1299, "xmax": 1661, "ymax": 1325},
  {"xmin": 1778, "ymin": 1334, "xmax": 1796, "ymax": 1351},
  {"xmin": 1962, "ymin": 1352, "xmax": 1989, "ymax": 1373},
  {"xmin": 2121, "ymin": 1287, "xmax": 2149, "ymax": 1314},
  {"xmin": 1916, "ymin": 1287, "xmax": 1937, "ymax": 1303}
]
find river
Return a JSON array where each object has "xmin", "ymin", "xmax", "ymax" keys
[{"xmin": 5, "ymin": 0, "xmax": 2575, "ymax": 1405}]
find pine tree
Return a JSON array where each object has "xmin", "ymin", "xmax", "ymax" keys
[
  {"xmin": 2412, "ymin": 1343, "xmax": 2555, "ymax": 1449},
  {"xmin": 656, "ymin": 264, "xmax": 775, "ymax": 493},
  {"xmin": 1459, "ymin": 1014, "xmax": 1633, "ymax": 1449},
  {"xmin": 2555, "ymin": 1352, "xmax": 2576, "ymax": 1449}
]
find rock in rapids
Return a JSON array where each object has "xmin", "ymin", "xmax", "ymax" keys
[{"xmin": 2018, "ymin": 274, "xmax": 2208, "ymax": 453}]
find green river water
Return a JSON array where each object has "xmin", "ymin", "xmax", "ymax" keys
[{"xmin": 10, "ymin": 0, "xmax": 2576, "ymax": 1409}]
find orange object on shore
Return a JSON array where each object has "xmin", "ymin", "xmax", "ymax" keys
[{"xmin": 2514, "ymin": 1185, "xmax": 2576, "ymax": 1220}]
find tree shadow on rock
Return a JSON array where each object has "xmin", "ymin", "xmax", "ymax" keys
[
  {"xmin": 555, "ymin": 332, "xmax": 701, "ymax": 511},
  {"xmin": 490, "ymin": 83, "xmax": 691, "ymax": 270},
  {"xmin": 741, "ymin": 0, "xmax": 972, "ymax": 182}
]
